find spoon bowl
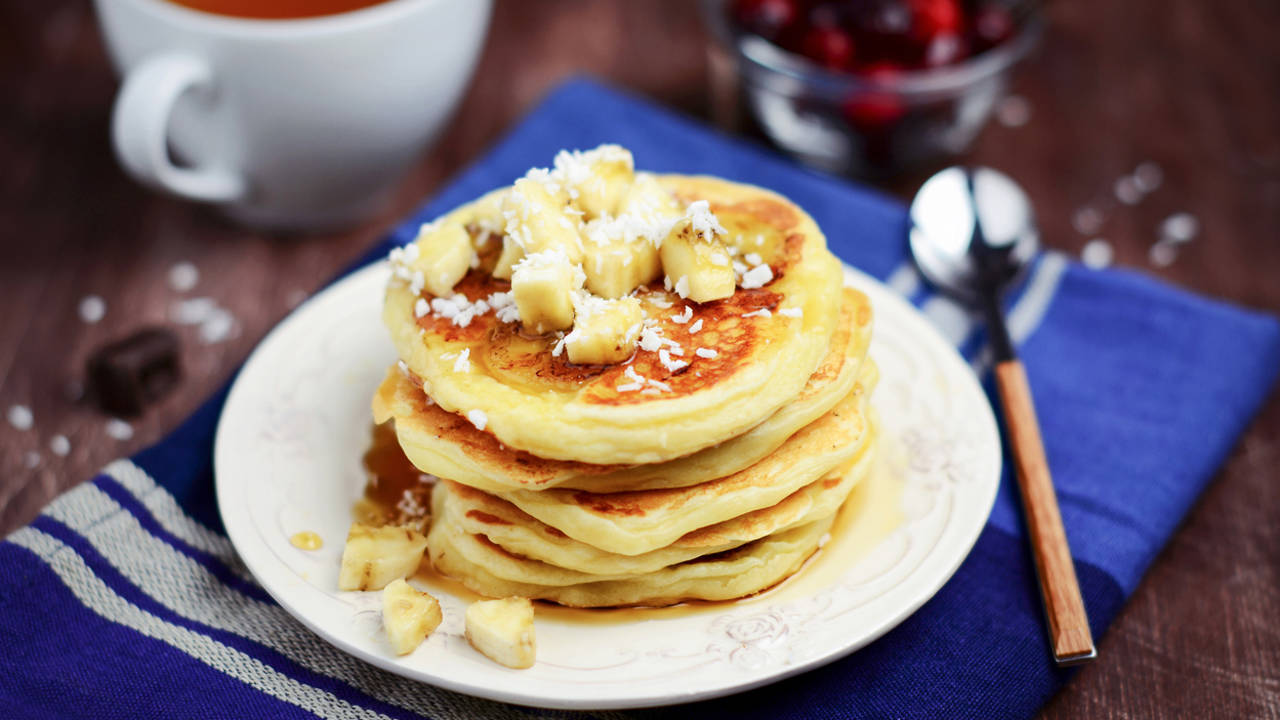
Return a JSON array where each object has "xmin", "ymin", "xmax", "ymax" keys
[{"xmin": 908, "ymin": 166, "xmax": 1040, "ymax": 305}]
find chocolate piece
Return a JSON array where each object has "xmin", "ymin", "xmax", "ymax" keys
[{"xmin": 87, "ymin": 327, "xmax": 181, "ymax": 416}]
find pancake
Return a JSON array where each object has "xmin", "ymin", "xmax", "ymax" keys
[
  {"xmin": 490, "ymin": 385, "xmax": 871, "ymax": 556},
  {"xmin": 373, "ymin": 289, "xmax": 875, "ymax": 493},
  {"xmin": 428, "ymin": 513, "xmax": 834, "ymax": 608},
  {"xmin": 383, "ymin": 175, "xmax": 845, "ymax": 465},
  {"xmin": 437, "ymin": 425, "xmax": 876, "ymax": 577}
]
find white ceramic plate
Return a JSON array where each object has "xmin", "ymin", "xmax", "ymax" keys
[{"xmin": 215, "ymin": 261, "xmax": 1001, "ymax": 710}]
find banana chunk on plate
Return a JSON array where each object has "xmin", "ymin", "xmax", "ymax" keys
[
  {"xmin": 338, "ymin": 523, "xmax": 428, "ymax": 591},
  {"xmin": 465, "ymin": 597, "xmax": 537, "ymax": 669},
  {"xmin": 381, "ymin": 579, "xmax": 443, "ymax": 655}
]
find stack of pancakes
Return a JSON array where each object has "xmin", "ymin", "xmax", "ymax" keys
[{"xmin": 375, "ymin": 173, "xmax": 877, "ymax": 607}]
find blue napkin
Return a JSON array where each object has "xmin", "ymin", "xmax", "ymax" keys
[{"xmin": 2, "ymin": 78, "xmax": 1277, "ymax": 720}]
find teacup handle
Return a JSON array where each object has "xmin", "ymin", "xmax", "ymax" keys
[{"xmin": 111, "ymin": 53, "xmax": 246, "ymax": 203}]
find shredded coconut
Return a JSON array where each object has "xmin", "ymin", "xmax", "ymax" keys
[
  {"xmin": 466, "ymin": 409, "xmax": 488, "ymax": 431},
  {"xmin": 638, "ymin": 326, "xmax": 665, "ymax": 353},
  {"xmin": 453, "ymin": 348, "xmax": 471, "ymax": 373},
  {"xmin": 168, "ymin": 262, "xmax": 199, "ymax": 292},
  {"xmin": 7, "ymin": 405, "xmax": 33, "ymax": 431},
  {"xmin": 50, "ymin": 435, "xmax": 70, "ymax": 457},
  {"xmin": 78, "ymin": 295, "xmax": 106, "ymax": 324},
  {"xmin": 671, "ymin": 305, "xmax": 693, "ymax": 324},
  {"xmin": 674, "ymin": 276, "xmax": 690, "ymax": 299},
  {"xmin": 695, "ymin": 348, "xmax": 718, "ymax": 359},
  {"xmin": 658, "ymin": 348, "xmax": 688, "ymax": 372},
  {"xmin": 688, "ymin": 318, "xmax": 704, "ymax": 334},
  {"xmin": 414, "ymin": 298, "xmax": 429, "ymax": 318},
  {"xmin": 742, "ymin": 308, "xmax": 772, "ymax": 318},
  {"xmin": 744, "ymin": 252, "xmax": 763, "ymax": 266},
  {"xmin": 740, "ymin": 264, "xmax": 773, "ymax": 289},
  {"xmin": 105, "ymin": 418, "xmax": 134, "ymax": 441},
  {"xmin": 685, "ymin": 200, "xmax": 727, "ymax": 243},
  {"xmin": 646, "ymin": 378, "xmax": 672, "ymax": 393}
]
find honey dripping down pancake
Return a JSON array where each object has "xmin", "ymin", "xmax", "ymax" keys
[{"xmin": 382, "ymin": 156, "xmax": 845, "ymax": 465}]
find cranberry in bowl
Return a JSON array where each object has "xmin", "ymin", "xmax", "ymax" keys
[{"xmin": 702, "ymin": 0, "xmax": 1042, "ymax": 178}]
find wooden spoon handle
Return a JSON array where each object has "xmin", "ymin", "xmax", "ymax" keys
[{"xmin": 994, "ymin": 360, "xmax": 1097, "ymax": 666}]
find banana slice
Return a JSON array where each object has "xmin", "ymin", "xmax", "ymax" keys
[
  {"xmin": 381, "ymin": 579, "xmax": 443, "ymax": 655},
  {"xmin": 564, "ymin": 294, "xmax": 643, "ymax": 364},
  {"xmin": 465, "ymin": 597, "xmax": 536, "ymax": 669},
  {"xmin": 337, "ymin": 523, "xmax": 428, "ymax": 591},
  {"xmin": 660, "ymin": 202, "xmax": 735, "ymax": 303},
  {"xmin": 511, "ymin": 249, "xmax": 584, "ymax": 334}
]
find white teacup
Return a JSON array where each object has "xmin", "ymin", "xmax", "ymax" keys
[{"xmin": 93, "ymin": 0, "xmax": 492, "ymax": 230}]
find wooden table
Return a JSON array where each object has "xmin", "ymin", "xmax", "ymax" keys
[{"xmin": 2, "ymin": 0, "xmax": 1276, "ymax": 716}]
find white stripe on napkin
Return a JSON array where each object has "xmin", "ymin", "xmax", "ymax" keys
[
  {"xmin": 8, "ymin": 527, "xmax": 396, "ymax": 720},
  {"xmin": 47, "ymin": 474, "xmax": 519, "ymax": 720},
  {"xmin": 885, "ymin": 263, "xmax": 922, "ymax": 298},
  {"xmin": 921, "ymin": 295, "xmax": 976, "ymax": 347},
  {"xmin": 104, "ymin": 459, "xmax": 242, "ymax": 566}
]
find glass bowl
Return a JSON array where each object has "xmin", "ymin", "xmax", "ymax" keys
[{"xmin": 700, "ymin": 0, "xmax": 1042, "ymax": 178}]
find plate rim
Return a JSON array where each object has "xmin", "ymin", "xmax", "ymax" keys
[{"xmin": 214, "ymin": 260, "xmax": 1002, "ymax": 710}]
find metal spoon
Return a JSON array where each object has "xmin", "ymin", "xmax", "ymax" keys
[{"xmin": 909, "ymin": 166, "xmax": 1096, "ymax": 667}]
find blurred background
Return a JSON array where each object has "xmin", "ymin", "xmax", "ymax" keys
[{"xmin": 0, "ymin": 1, "xmax": 1277, "ymax": 715}]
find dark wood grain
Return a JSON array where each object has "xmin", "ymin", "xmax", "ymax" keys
[{"xmin": 1, "ymin": 0, "xmax": 1276, "ymax": 717}]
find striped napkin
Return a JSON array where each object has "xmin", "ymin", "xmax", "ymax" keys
[{"xmin": 3, "ymin": 78, "xmax": 1277, "ymax": 720}]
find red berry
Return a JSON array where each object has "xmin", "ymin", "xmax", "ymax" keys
[
  {"xmin": 801, "ymin": 25, "xmax": 856, "ymax": 69},
  {"xmin": 909, "ymin": 0, "xmax": 963, "ymax": 41},
  {"xmin": 972, "ymin": 4, "xmax": 1015, "ymax": 50},
  {"xmin": 842, "ymin": 63, "xmax": 907, "ymax": 128},
  {"xmin": 731, "ymin": 0, "xmax": 799, "ymax": 40}
]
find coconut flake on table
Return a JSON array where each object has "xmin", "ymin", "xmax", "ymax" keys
[
  {"xmin": 168, "ymin": 262, "xmax": 199, "ymax": 293},
  {"xmin": 1159, "ymin": 212, "xmax": 1200, "ymax": 244},
  {"xmin": 1149, "ymin": 241, "xmax": 1179, "ymax": 268},
  {"xmin": 1071, "ymin": 206, "xmax": 1105, "ymax": 236},
  {"xmin": 105, "ymin": 418, "xmax": 134, "ymax": 441},
  {"xmin": 1132, "ymin": 162, "xmax": 1164, "ymax": 193},
  {"xmin": 995, "ymin": 95, "xmax": 1032, "ymax": 128},
  {"xmin": 1081, "ymin": 239, "xmax": 1114, "ymax": 269},
  {"xmin": 7, "ymin": 404, "xmax": 33, "ymax": 431},
  {"xmin": 50, "ymin": 434, "xmax": 70, "ymax": 457},
  {"xmin": 1114, "ymin": 176, "xmax": 1143, "ymax": 205},
  {"xmin": 198, "ymin": 308, "xmax": 238, "ymax": 345},
  {"xmin": 78, "ymin": 295, "xmax": 106, "ymax": 324}
]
